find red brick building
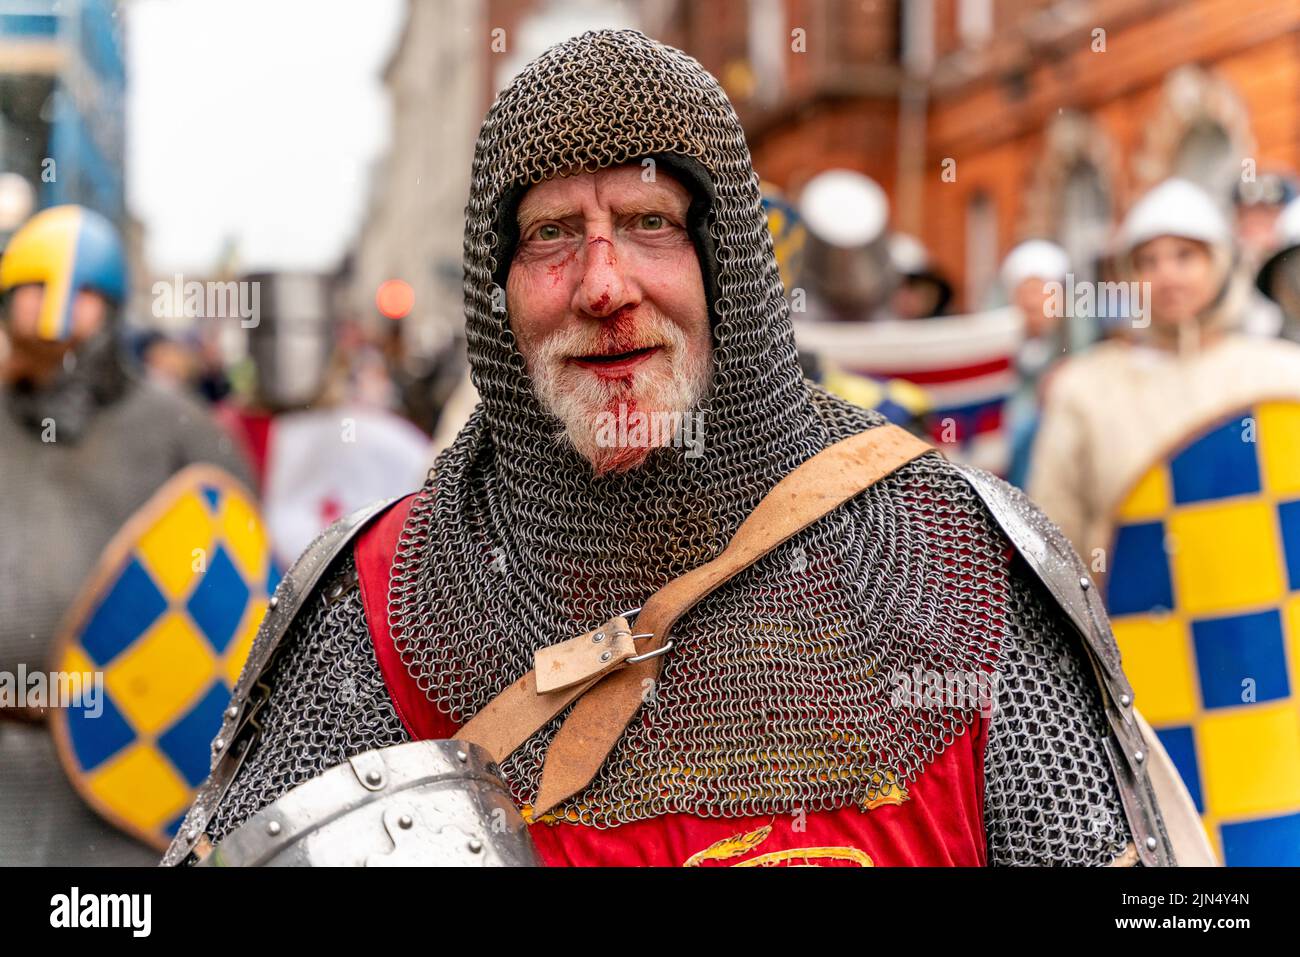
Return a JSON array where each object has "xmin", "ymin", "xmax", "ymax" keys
[{"xmin": 651, "ymin": 0, "xmax": 1300, "ymax": 309}]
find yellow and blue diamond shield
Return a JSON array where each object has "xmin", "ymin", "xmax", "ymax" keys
[
  {"xmin": 49, "ymin": 465, "xmax": 280, "ymax": 851},
  {"xmin": 1103, "ymin": 400, "xmax": 1300, "ymax": 865},
  {"xmin": 761, "ymin": 181, "xmax": 805, "ymax": 293}
]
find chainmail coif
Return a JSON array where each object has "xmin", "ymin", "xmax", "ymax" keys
[{"xmin": 385, "ymin": 30, "xmax": 1011, "ymax": 827}]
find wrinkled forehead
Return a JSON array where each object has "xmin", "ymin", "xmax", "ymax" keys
[{"xmin": 514, "ymin": 164, "xmax": 693, "ymax": 229}]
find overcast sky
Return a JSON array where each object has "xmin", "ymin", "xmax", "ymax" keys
[{"xmin": 125, "ymin": 0, "xmax": 404, "ymax": 275}]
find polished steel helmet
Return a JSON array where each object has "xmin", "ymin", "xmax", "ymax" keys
[
  {"xmin": 244, "ymin": 271, "xmax": 335, "ymax": 410},
  {"xmin": 797, "ymin": 169, "xmax": 897, "ymax": 312}
]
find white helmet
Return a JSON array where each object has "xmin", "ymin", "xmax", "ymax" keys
[
  {"xmin": 1115, "ymin": 177, "xmax": 1231, "ymax": 258},
  {"xmin": 888, "ymin": 233, "xmax": 931, "ymax": 275},
  {"xmin": 799, "ymin": 170, "xmax": 889, "ymax": 248},
  {"xmin": 1000, "ymin": 239, "xmax": 1070, "ymax": 291},
  {"xmin": 797, "ymin": 170, "xmax": 894, "ymax": 311}
]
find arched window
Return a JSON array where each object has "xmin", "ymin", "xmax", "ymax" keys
[
  {"xmin": 1133, "ymin": 66, "xmax": 1252, "ymax": 205},
  {"xmin": 1173, "ymin": 120, "xmax": 1236, "ymax": 206},
  {"xmin": 1019, "ymin": 111, "xmax": 1119, "ymax": 349},
  {"xmin": 1058, "ymin": 159, "xmax": 1111, "ymax": 348}
]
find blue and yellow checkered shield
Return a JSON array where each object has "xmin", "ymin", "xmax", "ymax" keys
[
  {"xmin": 1104, "ymin": 400, "xmax": 1300, "ymax": 865},
  {"xmin": 50, "ymin": 465, "xmax": 279, "ymax": 851},
  {"xmin": 761, "ymin": 181, "xmax": 805, "ymax": 293}
]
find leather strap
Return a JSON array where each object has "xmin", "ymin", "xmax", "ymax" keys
[{"xmin": 454, "ymin": 424, "xmax": 934, "ymax": 815}]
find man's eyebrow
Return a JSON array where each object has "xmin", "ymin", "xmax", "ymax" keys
[
  {"xmin": 516, "ymin": 190, "xmax": 690, "ymax": 230},
  {"xmin": 612, "ymin": 195, "xmax": 689, "ymax": 217},
  {"xmin": 516, "ymin": 199, "xmax": 579, "ymax": 231}
]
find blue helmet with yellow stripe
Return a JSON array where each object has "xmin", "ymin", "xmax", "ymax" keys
[{"xmin": 0, "ymin": 205, "xmax": 127, "ymax": 341}]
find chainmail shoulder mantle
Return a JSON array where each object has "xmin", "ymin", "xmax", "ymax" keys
[
  {"xmin": 196, "ymin": 462, "xmax": 1132, "ymax": 866},
  {"xmin": 202, "ymin": 554, "xmax": 410, "ymax": 845}
]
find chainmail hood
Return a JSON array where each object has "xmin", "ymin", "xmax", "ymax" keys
[{"xmin": 388, "ymin": 29, "xmax": 1007, "ymax": 826}]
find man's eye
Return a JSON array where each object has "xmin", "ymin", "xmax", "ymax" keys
[
  {"xmin": 536, "ymin": 224, "xmax": 562, "ymax": 241},
  {"xmin": 639, "ymin": 214, "xmax": 666, "ymax": 230}
]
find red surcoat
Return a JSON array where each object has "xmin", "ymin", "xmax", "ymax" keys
[{"xmin": 354, "ymin": 496, "xmax": 989, "ymax": 867}]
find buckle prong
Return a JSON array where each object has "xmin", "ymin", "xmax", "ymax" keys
[{"xmin": 625, "ymin": 639, "xmax": 673, "ymax": 664}]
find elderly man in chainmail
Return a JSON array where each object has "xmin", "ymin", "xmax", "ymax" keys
[{"xmin": 164, "ymin": 30, "xmax": 1179, "ymax": 868}]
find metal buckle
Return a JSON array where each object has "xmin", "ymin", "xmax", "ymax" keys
[
  {"xmin": 625, "ymin": 640, "xmax": 674, "ymax": 664},
  {"xmin": 614, "ymin": 607, "xmax": 673, "ymax": 664}
]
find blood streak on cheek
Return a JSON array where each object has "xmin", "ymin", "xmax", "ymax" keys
[{"xmin": 546, "ymin": 249, "xmax": 577, "ymax": 287}]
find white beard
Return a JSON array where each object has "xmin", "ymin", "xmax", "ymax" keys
[{"xmin": 527, "ymin": 314, "xmax": 711, "ymax": 474}]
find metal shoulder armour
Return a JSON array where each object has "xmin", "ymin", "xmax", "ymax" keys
[
  {"xmin": 953, "ymin": 464, "xmax": 1177, "ymax": 867},
  {"xmin": 197, "ymin": 740, "xmax": 541, "ymax": 867},
  {"xmin": 160, "ymin": 496, "xmax": 401, "ymax": 866}
]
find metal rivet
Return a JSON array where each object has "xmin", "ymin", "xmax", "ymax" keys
[
  {"xmin": 599, "ymin": 650, "xmax": 612, "ymax": 662},
  {"xmin": 267, "ymin": 821, "xmax": 282, "ymax": 836},
  {"xmin": 456, "ymin": 749, "xmax": 468, "ymax": 763},
  {"xmin": 398, "ymin": 814, "xmax": 413, "ymax": 830},
  {"xmin": 592, "ymin": 631, "xmax": 605, "ymax": 643},
  {"xmin": 268, "ymin": 595, "xmax": 279, "ymax": 610},
  {"xmin": 213, "ymin": 737, "xmax": 225, "ymax": 751},
  {"xmin": 1080, "ymin": 576, "xmax": 1091, "ymax": 590},
  {"xmin": 225, "ymin": 706, "xmax": 238, "ymax": 720},
  {"xmin": 468, "ymin": 838, "xmax": 483, "ymax": 853},
  {"xmin": 1119, "ymin": 694, "xmax": 1131, "ymax": 707},
  {"xmin": 1145, "ymin": 836, "xmax": 1158, "ymax": 850},
  {"xmin": 186, "ymin": 828, "xmax": 199, "ymax": 841},
  {"xmin": 1134, "ymin": 750, "xmax": 1145, "ymax": 763},
  {"xmin": 365, "ymin": 770, "xmax": 383, "ymax": 786}
]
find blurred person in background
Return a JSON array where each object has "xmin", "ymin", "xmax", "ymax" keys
[
  {"xmin": 1255, "ymin": 195, "xmax": 1300, "ymax": 344},
  {"xmin": 1001, "ymin": 240, "xmax": 1071, "ymax": 488},
  {"xmin": 795, "ymin": 169, "xmax": 897, "ymax": 325},
  {"xmin": 1232, "ymin": 170, "xmax": 1298, "ymax": 339},
  {"xmin": 215, "ymin": 272, "xmax": 429, "ymax": 567},
  {"xmin": 193, "ymin": 323, "xmax": 234, "ymax": 404},
  {"xmin": 887, "ymin": 233, "xmax": 955, "ymax": 320},
  {"xmin": 1234, "ymin": 170, "xmax": 1297, "ymax": 269},
  {"xmin": 134, "ymin": 328, "xmax": 201, "ymax": 395},
  {"xmin": 326, "ymin": 314, "xmax": 402, "ymax": 413},
  {"xmin": 751, "ymin": 177, "xmax": 929, "ymax": 434},
  {"xmin": 0, "ymin": 205, "xmax": 249, "ymax": 865},
  {"xmin": 792, "ymin": 168, "xmax": 1022, "ymax": 474},
  {"xmin": 1028, "ymin": 178, "xmax": 1300, "ymax": 561},
  {"xmin": 1040, "ymin": 178, "xmax": 1300, "ymax": 866},
  {"xmin": 367, "ymin": 315, "xmax": 465, "ymax": 438}
]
